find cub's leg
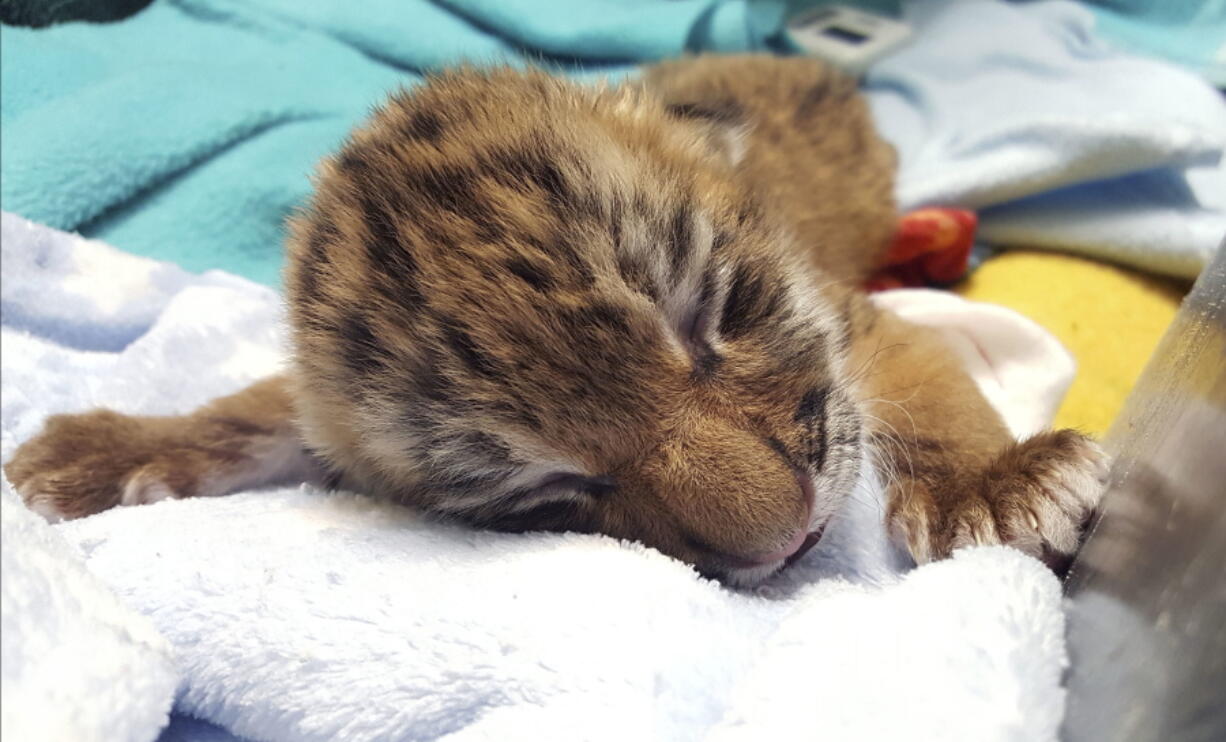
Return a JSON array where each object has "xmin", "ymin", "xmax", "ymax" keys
[
  {"xmin": 846, "ymin": 297, "xmax": 1109, "ymax": 568},
  {"xmin": 4, "ymin": 375, "xmax": 319, "ymax": 521}
]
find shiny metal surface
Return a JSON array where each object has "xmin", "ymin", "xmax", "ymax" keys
[{"xmin": 1063, "ymin": 242, "xmax": 1226, "ymax": 742}]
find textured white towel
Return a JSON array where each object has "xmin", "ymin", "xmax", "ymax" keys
[
  {"xmin": 1, "ymin": 212, "xmax": 1076, "ymax": 741},
  {"xmin": 0, "ymin": 486, "xmax": 178, "ymax": 742}
]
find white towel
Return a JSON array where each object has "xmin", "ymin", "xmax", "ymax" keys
[
  {"xmin": 0, "ymin": 484, "xmax": 177, "ymax": 742},
  {"xmin": 1, "ymin": 212, "xmax": 1077, "ymax": 741}
]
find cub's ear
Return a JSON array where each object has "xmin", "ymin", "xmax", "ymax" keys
[{"xmin": 662, "ymin": 101, "xmax": 751, "ymax": 168}]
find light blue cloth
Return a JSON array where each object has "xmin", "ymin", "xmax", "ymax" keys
[
  {"xmin": 868, "ymin": 0, "xmax": 1226, "ymax": 278},
  {"xmin": 1079, "ymin": 0, "xmax": 1226, "ymax": 86},
  {"xmin": 2, "ymin": 0, "xmax": 1224, "ymax": 283}
]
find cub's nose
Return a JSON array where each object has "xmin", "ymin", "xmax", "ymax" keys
[{"xmin": 735, "ymin": 474, "xmax": 818, "ymax": 567}]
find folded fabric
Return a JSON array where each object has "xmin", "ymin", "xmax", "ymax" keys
[
  {"xmin": 867, "ymin": 207, "xmax": 978, "ymax": 290},
  {"xmin": 867, "ymin": 0, "xmax": 1226, "ymax": 279},
  {"xmin": 872, "ymin": 287, "xmax": 1075, "ymax": 440},
  {"xmin": 2, "ymin": 0, "xmax": 1223, "ymax": 286},
  {"xmin": 54, "ymin": 490, "xmax": 1065, "ymax": 742},
  {"xmin": 0, "ymin": 212, "xmax": 1080, "ymax": 742},
  {"xmin": 0, "ymin": 478, "xmax": 178, "ymax": 742}
]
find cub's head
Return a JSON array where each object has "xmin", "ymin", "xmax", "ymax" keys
[{"xmin": 286, "ymin": 67, "xmax": 863, "ymax": 586}]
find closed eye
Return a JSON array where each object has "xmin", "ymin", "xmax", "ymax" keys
[
  {"xmin": 483, "ymin": 473, "xmax": 615, "ymax": 521},
  {"xmin": 435, "ymin": 471, "xmax": 616, "ymax": 522},
  {"xmin": 524, "ymin": 473, "xmax": 617, "ymax": 501}
]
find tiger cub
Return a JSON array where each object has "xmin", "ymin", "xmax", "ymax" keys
[{"xmin": 5, "ymin": 56, "xmax": 1106, "ymax": 585}]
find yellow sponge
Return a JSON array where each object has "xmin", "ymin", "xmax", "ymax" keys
[{"xmin": 955, "ymin": 251, "xmax": 1186, "ymax": 434}]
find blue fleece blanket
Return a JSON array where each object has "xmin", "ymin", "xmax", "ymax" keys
[{"xmin": 2, "ymin": 0, "xmax": 1224, "ymax": 284}]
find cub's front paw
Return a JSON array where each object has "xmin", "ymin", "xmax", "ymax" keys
[
  {"xmin": 4, "ymin": 410, "xmax": 204, "ymax": 521},
  {"xmin": 958, "ymin": 430, "xmax": 1108, "ymax": 566},
  {"xmin": 891, "ymin": 430, "xmax": 1109, "ymax": 569}
]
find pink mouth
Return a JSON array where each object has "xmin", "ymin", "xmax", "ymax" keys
[
  {"xmin": 784, "ymin": 527, "xmax": 825, "ymax": 567},
  {"xmin": 748, "ymin": 524, "xmax": 827, "ymax": 567}
]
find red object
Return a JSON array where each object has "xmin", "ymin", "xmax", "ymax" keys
[{"xmin": 866, "ymin": 208, "xmax": 978, "ymax": 292}]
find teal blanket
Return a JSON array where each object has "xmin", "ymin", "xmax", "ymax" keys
[{"xmin": 1, "ymin": 0, "xmax": 755, "ymax": 285}]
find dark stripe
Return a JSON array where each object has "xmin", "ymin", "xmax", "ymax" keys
[
  {"xmin": 433, "ymin": 470, "xmax": 509, "ymax": 495},
  {"xmin": 689, "ymin": 268, "xmax": 723, "ymax": 379},
  {"xmin": 690, "ymin": 349, "xmax": 722, "ymax": 380},
  {"xmin": 461, "ymin": 431, "xmax": 514, "ymax": 462},
  {"xmin": 505, "ymin": 257, "xmax": 554, "ymax": 292},
  {"xmin": 489, "ymin": 400, "xmax": 544, "ymax": 432},
  {"xmin": 719, "ymin": 263, "xmax": 782, "ymax": 339},
  {"xmin": 489, "ymin": 150, "xmax": 570, "ymax": 206},
  {"xmin": 719, "ymin": 263, "xmax": 758, "ymax": 338},
  {"xmin": 306, "ymin": 218, "xmax": 337, "ymax": 261},
  {"xmin": 765, "ymin": 435, "xmax": 802, "ymax": 472},
  {"xmin": 321, "ymin": 467, "xmax": 344, "ymax": 491},
  {"xmin": 795, "ymin": 386, "xmax": 828, "ymax": 422},
  {"xmin": 664, "ymin": 101, "xmax": 743, "ymax": 125},
  {"xmin": 338, "ymin": 147, "xmax": 407, "ymax": 260},
  {"xmin": 411, "ymin": 165, "xmax": 481, "ymax": 218},
  {"xmin": 403, "ymin": 110, "xmax": 444, "ymax": 142},
  {"xmin": 735, "ymin": 200, "xmax": 762, "ymax": 228},
  {"xmin": 442, "ymin": 323, "xmax": 499, "ymax": 379},
  {"xmin": 473, "ymin": 215, "xmax": 507, "ymax": 245},
  {"xmin": 339, "ymin": 312, "xmax": 385, "ymax": 375},
  {"xmin": 336, "ymin": 147, "xmax": 372, "ymax": 181},
  {"xmin": 667, "ymin": 202, "xmax": 693, "ymax": 279},
  {"xmin": 582, "ymin": 475, "xmax": 617, "ymax": 498},
  {"xmin": 523, "ymin": 156, "xmax": 568, "ymax": 205},
  {"xmin": 433, "ymin": 431, "xmax": 515, "ymax": 471},
  {"xmin": 568, "ymin": 302, "xmax": 631, "ymax": 334},
  {"xmin": 616, "ymin": 254, "xmax": 659, "ymax": 301},
  {"xmin": 530, "ymin": 231, "xmax": 594, "ymax": 288},
  {"xmin": 796, "ymin": 387, "xmax": 830, "ymax": 470},
  {"xmin": 340, "ymin": 152, "xmax": 419, "ymax": 279},
  {"xmin": 338, "ymin": 150, "xmax": 427, "ymax": 307},
  {"xmin": 360, "ymin": 195, "xmax": 401, "ymax": 266},
  {"xmin": 795, "ymin": 78, "xmax": 836, "ymax": 122},
  {"xmin": 401, "ymin": 353, "xmax": 450, "ymax": 403}
]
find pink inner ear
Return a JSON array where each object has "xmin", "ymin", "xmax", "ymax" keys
[{"xmin": 676, "ymin": 296, "xmax": 723, "ymax": 378}]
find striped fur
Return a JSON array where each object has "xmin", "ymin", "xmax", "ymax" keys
[{"xmin": 284, "ymin": 62, "xmax": 874, "ymax": 581}]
